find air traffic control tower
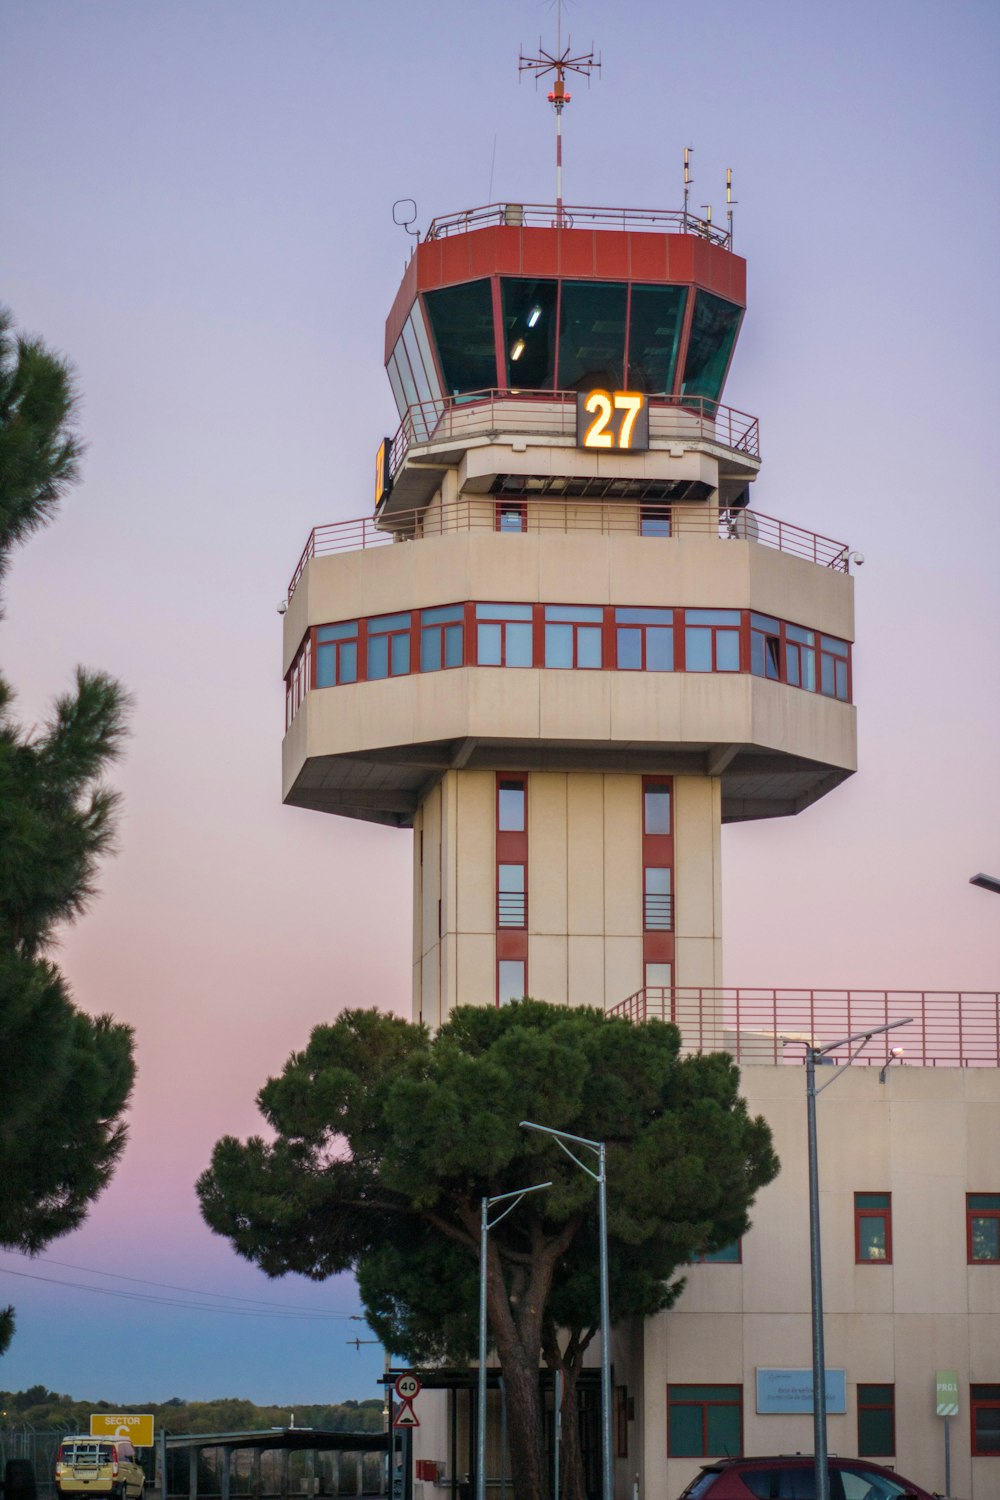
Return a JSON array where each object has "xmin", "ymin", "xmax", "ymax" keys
[{"xmin": 281, "ymin": 198, "xmax": 857, "ymax": 1031}]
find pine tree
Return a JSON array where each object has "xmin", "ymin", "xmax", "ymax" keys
[{"xmin": 0, "ymin": 308, "xmax": 136, "ymax": 1349}]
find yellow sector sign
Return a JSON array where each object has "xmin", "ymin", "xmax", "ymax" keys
[{"xmin": 90, "ymin": 1415, "xmax": 155, "ymax": 1448}]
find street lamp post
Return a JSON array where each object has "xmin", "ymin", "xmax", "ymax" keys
[
  {"xmin": 477, "ymin": 1181, "xmax": 551, "ymax": 1500},
  {"xmin": 781, "ymin": 1018, "xmax": 912, "ymax": 1500},
  {"xmin": 970, "ymin": 873, "xmax": 1000, "ymax": 895},
  {"xmin": 520, "ymin": 1121, "xmax": 613, "ymax": 1500}
]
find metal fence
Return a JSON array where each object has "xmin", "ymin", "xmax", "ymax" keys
[
  {"xmin": 607, "ymin": 988, "xmax": 1000, "ymax": 1067},
  {"xmin": 424, "ymin": 201, "xmax": 731, "ymax": 247}
]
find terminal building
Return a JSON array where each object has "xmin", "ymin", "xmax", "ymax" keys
[{"xmin": 281, "ymin": 197, "xmax": 1000, "ymax": 1495}]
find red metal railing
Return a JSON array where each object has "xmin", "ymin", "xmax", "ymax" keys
[
  {"xmin": 388, "ymin": 389, "xmax": 760, "ymax": 472},
  {"xmin": 424, "ymin": 203, "xmax": 731, "ymax": 249},
  {"xmin": 607, "ymin": 989, "xmax": 1000, "ymax": 1068},
  {"xmin": 286, "ymin": 500, "xmax": 850, "ymax": 600}
]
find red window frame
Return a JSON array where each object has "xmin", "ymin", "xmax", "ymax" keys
[
  {"xmin": 680, "ymin": 609, "xmax": 744, "ymax": 673},
  {"xmin": 418, "ymin": 606, "xmax": 467, "ymax": 672},
  {"xmin": 495, "ymin": 499, "xmax": 527, "ymax": 532},
  {"xmin": 857, "ymin": 1383, "xmax": 895, "ymax": 1457},
  {"xmin": 666, "ymin": 1384, "xmax": 743, "ymax": 1458},
  {"xmin": 496, "ymin": 774, "xmax": 528, "ymax": 1005},
  {"xmin": 967, "ymin": 1194, "xmax": 1000, "ymax": 1264},
  {"xmin": 854, "ymin": 1193, "xmax": 892, "ymax": 1264},
  {"xmin": 971, "ymin": 1385, "xmax": 1000, "ymax": 1456},
  {"xmin": 695, "ymin": 1239, "xmax": 742, "ymax": 1264},
  {"xmin": 497, "ymin": 862, "xmax": 527, "ymax": 929},
  {"xmin": 642, "ymin": 777, "xmax": 674, "ymax": 978},
  {"xmin": 366, "ymin": 612, "xmax": 412, "ymax": 679},
  {"xmin": 543, "ymin": 607, "xmax": 604, "ymax": 669}
]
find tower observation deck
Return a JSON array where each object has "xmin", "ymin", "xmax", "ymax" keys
[{"xmin": 282, "ymin": 201, "xmax": 856, "ymax": 1025}]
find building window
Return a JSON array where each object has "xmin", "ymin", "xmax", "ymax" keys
[
  {"xmin": 498, "ymin": 864, "xmax": 526, "ymax": 928},
  {"xmin": 968, "ymin": 1194, "xmax": 1000, "ymax": 1263},
  {"xmin": 667, "ymin": 1385, "xmax": 742, "ymax": 1458},
  {"xmin": 498, "ymin": 779, "xmax": 526, "ymax": 832},
  {"xmin": 750, "ymin": 613, "xmax": 781, "ymax": 681},
  {"xmin": 617, "ymin": 608, "xmax": 674, "ymax": 671},
  {"xmin": 857, "ymin": 1384, "xmax": 895, "ymax": 1456},
  {"xmin": 316, "ymin": 622, "xmax": 358, "ymax": 687},
  {"xmin": 643, "ymin": 782, "xmax": 672, "ymax": 835},
  {"xmin": 498, "ymin": 959, "xmax": 526, "ymax": 1006},
  {"xmin": 367, "ymin": 612, "xmax": 411, "ymax": 679},
  {"xmin": 644, "ymin": 962, "xmax": 672, "ymax": 992},
  {"xmin": 477, "ymin": 603, "xmax": 534, "ymax": 667},
  {"xmin": 684, "ymin": 609, "xmax": 741, "ymax": 672},
  {"xmin": 855, "ymin": 1193, "xmax": 892, "ymax": 1263},
  {"xmin": 420, "ymin": 605, "xmax": 464, "ymax": 672},
  {"xmin": 496, "ymin": 500, "xmax": 527, "ymax": 533},
  {"xmin": 640, "ymin": 504, "xmax": 671, "ymax": 538},
  {"xmin": 819, "ymin": 634, "xmax": 850, "ymax": 701},
  {"xmin": 544, "ymin": 606, "xmax": 603, "ymax": 669},
  {"xmin": 972, "ymin": 1386, "xmax": 1000, "ymax": 1456},
  {"xmin": 697, "ymin": 1241, "xmax": 741, "ymax": 1264},
  {"xmin": 644, "ymin": 867, "xmax": 672, "ymax": 931},
  {"xmin": 785, "ymin": 623, "xmax": 816, "ymax": 691}
]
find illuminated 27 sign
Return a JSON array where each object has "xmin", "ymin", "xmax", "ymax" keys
[{"xmin": 576, "ymin": 390, "xmax": 649, "ymax": 451}]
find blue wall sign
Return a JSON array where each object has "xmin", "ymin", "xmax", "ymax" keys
[{"xmin": 756, "ymin": 1368, "xmax": 847, "ymax": 1414}]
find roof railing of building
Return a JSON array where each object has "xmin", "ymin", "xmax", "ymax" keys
[
  {"xmin": 608, "ymin": 988, "xmax": 1000, "ymax": 1068},
  {"xmin": 387, "ymin": 389, "xmax": 759, "ymax": 477},
  {"xmin": 286, "ymin": 499, "xmax": 851, "ymax": 601},
  {"xmin": 424, "ymin": 202, "xmax": 732, "ymax": 249}
]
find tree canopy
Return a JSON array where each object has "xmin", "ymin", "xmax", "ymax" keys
[
  {"xmin": 0, "ymin": 307, "xmax": 135, "ymax": 1351},
  {"xmin": 199, "ymin": 1000, "xmax": 778, "ymax": 1500}
]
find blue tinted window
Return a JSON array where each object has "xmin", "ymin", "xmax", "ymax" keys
[
  {"xmin": 702, "ymin": 1241, "xmax": 740, "ymax": 1263},
  {"xmin": 339, "ymin": 642, "xmax": 357, "ymax": 684},
  {"xmin": 444, "ymin": 625, "xmax": 463, "ymax": 668},
  {"xmin": 317, "ymin": 622, "xmax": 359, "ymax": 642},
  {"xmin": 368, "ymin": 635, "xmax": 389, "ymax": 680},
  {"xmin": 647, "ymin": 628, "xmax": 674, "ymax": 671},
  {"xmin": 617, "ymin": 628, "xmax": 642, "ymax": 670},
  {"xmin": 546, "ymin": 623, "xmax": 574, "ymax": 668},
  {"xmin": 717, "ymin": 631, "xmax": 740, "ymax": 671},
  {"xmin": 785, "ymin": 624, "xmax": 814, "ymax": 645},
  {"xmin": 421, "ymin": 632, "xmax": 442, "ymax": 672},
  {"xmin": 686, "ymin": 628, "xmax": 712, "ymax": 671},
  {"xmin": 686, "ymin": 610, "xmax": 740, "ymax": 625},
  {"xmin": 498, "ymin": 781, "xmax": 525, "ymax": 831},
  {"xmin": 616, "ymin": 608, "xmax": 673, "ymax": 624},
  {"xmin": 645, "ymin": 868, "xmax": 671, "ymax": 930},
  {"xmin": 369, "ymin": 612, "xmax": 411, "ymax": 634},
  {"xmin": 498, "ymin": 960, "xmax": 526, "ymax": 1006},
  {"xmin": 478, "ymin": 623, "xmax": 501, "ymax": 665},
  {"xmin": 498, "ymin": 864, "xmax": 526, "ymax": 927},
  {"xmin": 578, "ymin": 627, "xmax": 602, "ymax": 668},
  {"xmin": 628, "ymin": 284, "xmax": 687, "ymax": 394},
  {"xmin": 506, "ymin": 623, "xmax": 533, "ymax": 666},
  {"xmin": 477, "ymin": 603, "xmax": 533, "ymax": 620},
  {"xmin": 681, "ymin": 290, "xmax": 742, "ymax": 408},
  {"xmin": 640, "ymin": 507, "xmax": 670, "ymax": 538},
  {"xmin": 316, "ymin": 648, "xmax": 335, "ymax": 689},
  {"xmin": 390, "ymin": 634, "xmax": 410, "ymax": 675},
  {"xmin": 546, "ymin": 606, "xmax": 604, "ymax": 623},
  {"xmin": 644, "ymin": 787, "xmax": 671, "ymax": 834}
]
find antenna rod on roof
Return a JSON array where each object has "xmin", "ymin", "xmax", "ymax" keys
[
  {"xmin": 518, "ymin": 0, "xmax": 600, "ymax": 228},
  {"xmin": 726, "ymin": 168, "xmax": 738, "ymax": 248},
  {"xmin": 683, "ymin": 147, "xmax": 693, "ymax": 229}
]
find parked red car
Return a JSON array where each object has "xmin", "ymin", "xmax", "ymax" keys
[{"xmin": 676, "ymin": 1456, "xmax": 938, "ymax": 1500}]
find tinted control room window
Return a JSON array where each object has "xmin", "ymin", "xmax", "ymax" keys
[
  {"xmin": 424, "ymin": 279, "xmax": 496, "ymax": 395},
  {"xmin": 501, "ymin": 278, "xmax": 558, "ymax": 390},
  {"xmin": 628, "ymin": 284, "xmax": 687, "ymax": 393},
  {"xmin": 681, "ymin": 290, "xmax": 742, "ymax": 409},
  {"xmin": 316, "ymin": 622, "xmax": 358, "ymax": 687},
  {"xmin": 557, "ymin": 280, "xmax": 627, "ymax": 392}
]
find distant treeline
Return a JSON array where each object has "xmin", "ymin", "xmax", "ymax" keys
[{"xmin": 0, "ymin": 1387, "xmax": 384, "ymax": 1434}]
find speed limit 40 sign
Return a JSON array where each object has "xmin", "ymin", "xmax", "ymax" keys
[{"xmin": 394, "ymin": 1372, "xmax": 421, "ymax": 1401}]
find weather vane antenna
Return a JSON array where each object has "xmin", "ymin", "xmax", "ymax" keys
[{"xmin": 519, "ymin": 0, "xmax": 600, "ymax": 227}]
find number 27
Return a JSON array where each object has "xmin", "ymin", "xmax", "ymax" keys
[{"xmin": 583, "ymin": 390, "xmax": 644, "ymax": 449}]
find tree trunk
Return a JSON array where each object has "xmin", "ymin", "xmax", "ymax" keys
[{"xmin": 543, "ymin": 1322, "xmax": 594, "ymax": 1500}]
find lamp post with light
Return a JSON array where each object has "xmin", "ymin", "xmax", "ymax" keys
[
  {"xmin": 780, "ymin": 1018, "xmax": 912, "ymax": 1500},
  {"xmin": 519, "ymin": 1121, "xmax": 612, "ymax": 1500}
]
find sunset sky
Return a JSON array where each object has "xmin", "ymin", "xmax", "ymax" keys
[{"xmin": 1, "ymin": 0, "xmax": 998, "ymax": 1407}]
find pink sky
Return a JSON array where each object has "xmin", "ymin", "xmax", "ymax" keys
[{"xmin": 1, "ymin": 0, "xmax": 998, "ymax": 1405}]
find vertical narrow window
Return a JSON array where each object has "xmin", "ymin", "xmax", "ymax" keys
[
  {"xmin": 616, "ymin": 609, "xmax": 674, "ymax": 672},
  {"xmin": 367, "ymin": 612, "xmax": 412, "ymax": 679},
  {"xmin": 750, "ymin": 613, "xmax": 781, "ymax": 681},
  {"xmin": 667, "ymin": 1386, "xmax": 742, "ymax": 1458},
  {"xmin": 420, "ymin": 606, "xmax": 464, "ymax": 672},
  {"xmin": 785, "ymin": 623, "xmax": 816, "ymax": 691},
  {"xmin": 544, "ymin": 606, "xmax": 604, "ymax": 669},
  {"xmin": 476, "ymin": 604, "xmax": 534, "ymax": 667},
  {"xmin": 316, "ymin": 621, "xmax": 359, "ymax": 686},
  {"xmin": 615, "ymin": 1387, "xmax": 629, "ymax": 1459},
  {"xmin": 972, "ymin": 1385, "xmax": 1000, "ymax": 1455},
  {"xmin": 642, "ymin": 777, "xmax": 674, "ymax": 996},
  {"xmin": 968, "ymin": 1194, "xmax": 1000, "ymax": 1263},
  {"xmin": 857, "ymin": 1384, "xmax": 895, "ymax": 1456},
  {"xmin": 855, "ymin": 1193, "xmax": 892, "ymax": 1263},
  {"xmin": 640, "ymin": 504, "xmax": 671, "ymax": 538},
  {"xmin": 497, "ymin": 775, "xmax": 528, "ymax": 1005},
  {"xmin": 684, "ymin": 609, "xmax": 741, "ymax": 672},
  {"xmin": 819, "ymin": 634, "xmax": 851, "ymax": 701}
]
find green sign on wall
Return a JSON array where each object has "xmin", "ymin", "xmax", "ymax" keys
[{"xmin": 936, "ymin": 1369, "xmax": 959, "ymax": 1417}]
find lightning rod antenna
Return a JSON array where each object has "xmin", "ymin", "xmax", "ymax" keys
[
  {"xmin": 726, "ymin": 167, "xmax": 738, "ymax": 248},
  {"xmin": 519, "ymin": 0, "xmax": 600, "ymax": 227}
]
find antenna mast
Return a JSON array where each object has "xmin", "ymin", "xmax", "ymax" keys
[{"xmin": 519, "ymin": 0, "xmax": 600, "ymax": 227}]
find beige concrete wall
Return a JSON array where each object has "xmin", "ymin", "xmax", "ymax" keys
[
  {"xmin": 284, "ymin": 526, "xmax": 853, "ymax": 675},
  {"xmin": 641, "ymin": 1064, "xmax": 1000, "ymax": 1500},
  {"xmin": 414, "ymin": 768, "xmax": 723, "ymax": 1018}
]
